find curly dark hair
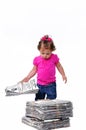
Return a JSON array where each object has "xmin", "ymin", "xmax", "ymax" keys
[{"xmin": 37, "ymin": 35, "xmax": 56, "ymax": 51}]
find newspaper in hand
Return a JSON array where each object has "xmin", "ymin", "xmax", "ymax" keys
[{"xmin": 5, "ymin": 79, "xmax": 39, "ymax": 96}]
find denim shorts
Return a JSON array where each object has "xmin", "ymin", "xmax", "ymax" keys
[{"xmin": 35, "ymin": 82, "xmax": 57, "ymax": 100}]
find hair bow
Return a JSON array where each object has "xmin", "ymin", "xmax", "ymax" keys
[{"xmin": 41, "ymin": 35, "xmax": 52, "ymax": 42}]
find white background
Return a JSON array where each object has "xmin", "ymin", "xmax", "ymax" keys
[{"xmin": 0, "ymin": 0, "xmax": 86, "ymax": 129}]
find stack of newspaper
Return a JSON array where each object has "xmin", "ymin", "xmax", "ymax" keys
[
  {"xmin": 22, "ymin": 99, "xmax": 73, "ymax": 130},
  {"xmin": 5, "ymin": 79, "xmax": 39, "ymax": 96}
]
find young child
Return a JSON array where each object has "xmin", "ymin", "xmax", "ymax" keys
[{"xmin": 21, "ymin": 35, "xmax": 67, "ymax": 100}]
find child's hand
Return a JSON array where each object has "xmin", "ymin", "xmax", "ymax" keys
[
  {"xmin": 17, "ymin": 81, "xmax": 23, "ymax": 85},
  {"xmin": 62, "ymin": 75, "xmax": 67, "ymax": 83},
  {"xmin": 21, "ymin": 77, "xmax": 29, "ymax": 83},
  {"xmin": 18, "ymin": 78, "xmax": 29, "ymax": 84}
]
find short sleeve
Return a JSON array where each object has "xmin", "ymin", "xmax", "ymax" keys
[
  {"xmin": 54, "ymin": 54, "xmax": 60, "ymax": 64},
  {"xmin": 33, "ymin": 57, "xmax": 38, "ymax": 66}
]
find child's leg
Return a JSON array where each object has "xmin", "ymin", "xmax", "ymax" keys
[
  {"xmin": 35, "ymin": 84, "xmax": 45, "ymax": 101},
  {"xmin": 46, "ymin": 82, "xmax": 57, "ymax": 100},
  {"xmin": 35, "ymin": 90, "xmax": 45, "ymax": 101}
]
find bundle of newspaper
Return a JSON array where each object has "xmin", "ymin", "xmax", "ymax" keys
[
  {"xmin": 5, "ymin": 79, "xmax": 39, "ymax": 96},
  {"xmin": 22, "ymin": 99, "xmax": 73, "ymax": 130},
  {"xmin": 22, "ymin": 117, "xmax": 70, "ymax": 130}
]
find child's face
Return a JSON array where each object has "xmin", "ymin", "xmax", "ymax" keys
[{"xmin": 39, "ymin": 48, "xmax": 52, "ymax": 59}]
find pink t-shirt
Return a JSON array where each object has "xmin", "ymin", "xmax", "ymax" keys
[{"xmin": 33, "ymin": 53, "xmax": 59, "ymax": 85}]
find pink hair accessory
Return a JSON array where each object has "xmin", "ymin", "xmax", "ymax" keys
[{"xmin": 41, "ymin": 35, "xmax": 52, "ymax": 42}]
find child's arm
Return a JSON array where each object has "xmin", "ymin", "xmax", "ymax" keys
[
  {"xmin": 56, "ymin": 62, "xmax": 67, "ymax": 83},
  {"xmin": 20, "ymin": 65, "xmax": 37, "ymax": 83}
]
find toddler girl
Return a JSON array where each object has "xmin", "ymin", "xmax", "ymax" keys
[{"xmin": 21, "ymin": 35, "xmax": 67, "ymax": 100}]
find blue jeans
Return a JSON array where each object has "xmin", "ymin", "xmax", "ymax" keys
[{"xmin": 35, "ymin": 82, "xmax": 57, "ymax": 100}]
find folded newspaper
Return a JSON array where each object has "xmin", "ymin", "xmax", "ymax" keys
[
  {"xmin": 5, "ymin": 79, "xmax": 39, "ymax": 96},
  {"xmin": 22, "ymin": 117, "xmax": 70, "ymax": 130},
  {"xmin": 25, "ymin": 99, "xmax": 73, "ymax": 120},
  {"xmin": 22, "ymin": 99, "xmax": 73, "ymax": 130}
]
